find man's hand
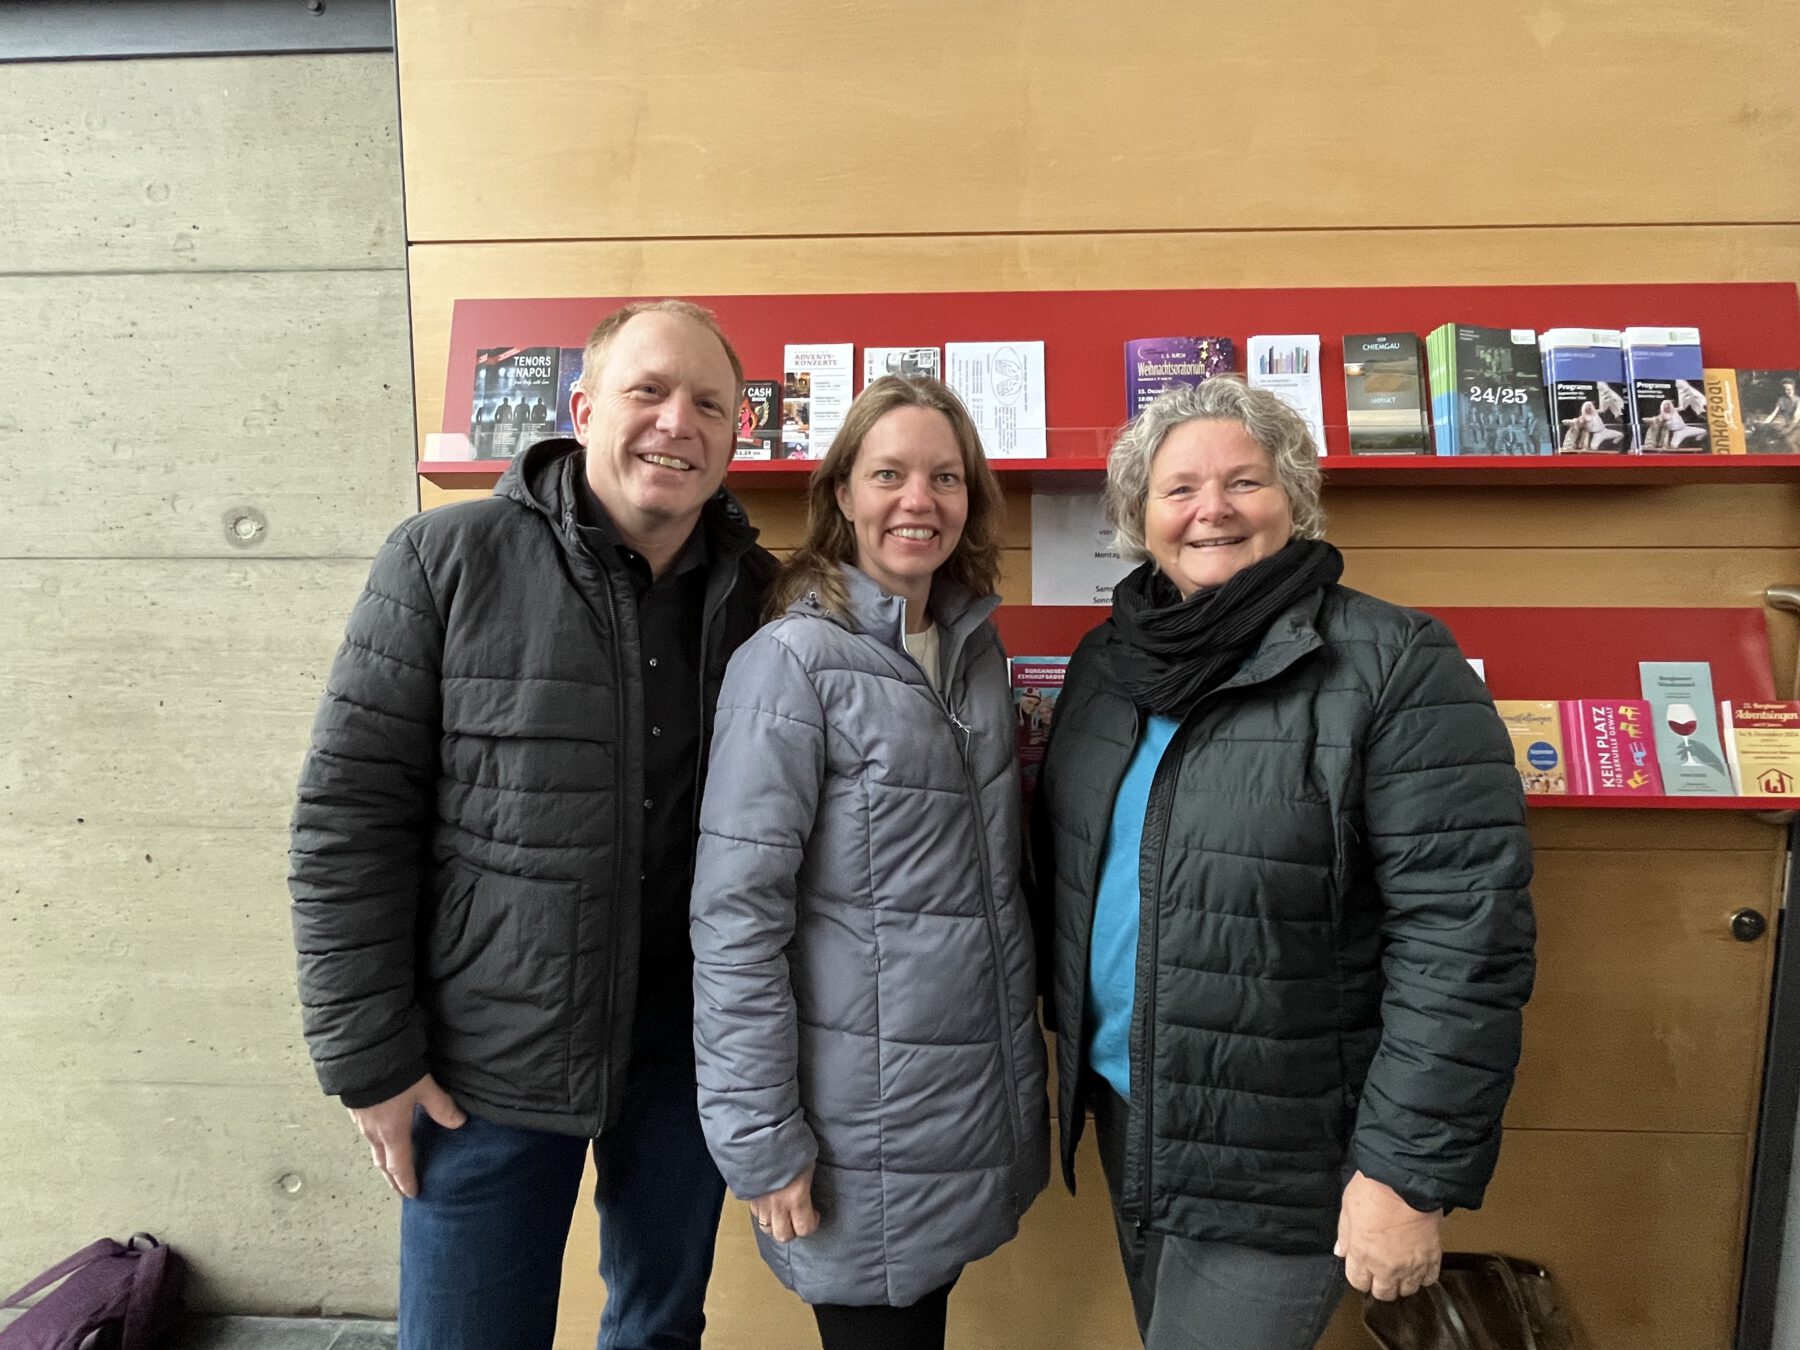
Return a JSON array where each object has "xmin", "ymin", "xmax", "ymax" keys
[
  {"xmin": 1335, "ymin": 1170, "xmax": 1444, "ymax": 1301},
  {"xmin": 750, "ymin": 1166, "xmax": 820, "ymax": 1243},
  {"xmin": 348, "ymin": 1074, "xmax": 466, "ymax": 1198}
]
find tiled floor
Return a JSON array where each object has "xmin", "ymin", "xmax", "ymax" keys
[
  {"xmin": 179, "ymin": 1319, "xmax": 397, "ymax": 1349},
  {"xmin": 0, "ymin": 1313, "xmax": 397, "ymax": 1348}
]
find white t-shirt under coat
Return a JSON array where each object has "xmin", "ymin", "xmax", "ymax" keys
[{"xmin": 903, "ymin": 622, "xmax": 941, "ymax": 693}]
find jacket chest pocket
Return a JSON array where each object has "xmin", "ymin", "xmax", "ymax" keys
[{"xmin": 422, "ymin": 869, "xmax": 583, "ymax": 1100}]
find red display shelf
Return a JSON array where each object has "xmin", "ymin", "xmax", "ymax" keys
[
  {"xmin": 417, "ymin": 451, "xmax": 1800, "ymax": 487},
  {"xmin": 994, "ymin": 604, "xmax": 1788, "ymax": 814},
  {"xmin": 729, "ymin": 453, "xmax": 1115, "ymax": 480},
  {"xmin": 432, "ymin": 282, "xmax": 1799, "ymax": 485},
  {"xmin": 1532, "ymin": 795, "xmax": 1792, "ymax": 811},
  {"xmin": 412, "ymin": 457, "xmax": 1119, "ymax": 484},
  {"xmin": 438, "ymin": 282, "xmax": 1800, "ymax": 456},
  {"xmin": 996, "ymin": 606, "xmax": 1779, "ymax": 701},
  {"xmin": 419, "ymin": 459, "xmax": 512, "ymax": 479},
  {"xmin": 1314, "ymin": 452, "xmax": 1800, "ymax": 486},
  {"xmin": 414, "ymin": 458, "xmax": 1122, "ymax": 484}
]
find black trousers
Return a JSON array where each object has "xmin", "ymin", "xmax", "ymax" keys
[
  {"xmin": 812, "ymin": 1276, "xmax": 959, "ymax": 1350},
  {"xmin": 1090, "ymin": 1080, "xmax": 1345, "ymax": 1350}
]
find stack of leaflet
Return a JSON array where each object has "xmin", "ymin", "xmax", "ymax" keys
[
  {"xmin": 1123, "ymin": 336, "xmax": 1235, "ymax": 417},
  {"xmin": 1540, "ymin": 329, "xmax": 1629, "ymax": 453},
  {"xmin": 1623, "ymin": 327, "xmax": 1710, "ymax": 452},
  {"xmin": 1342, "ymin": 333, "xmax": 1430, "ymax": 454},
  {"xmin": 1426, "ymin": 324, "xmax": 1555, "ymax": 456},
  {"xmin": 1248, "ymin": 335, "xmax": 1326, "ymax": 454},
  {"xmin": 1489, "ymin": 662, "xmax": 1798, "ymax": 799}
]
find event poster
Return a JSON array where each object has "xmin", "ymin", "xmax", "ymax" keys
[
  {"xmin": 781, "ymin": 343, "xmax": 854, "ymax": 459},
  {"xmin": 945, "ymin": 340, "xmax": 1047, "ymax": 459},
  {"xmin": 1030, "ymin": 486, "xmax": 1133, "ymax": 605}
]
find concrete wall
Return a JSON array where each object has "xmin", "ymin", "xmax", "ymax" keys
[{"xmin": 0, "ymin": 52, "xmax": 414, "ymax": 1313}]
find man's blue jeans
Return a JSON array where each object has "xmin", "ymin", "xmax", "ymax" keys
[{"xmin": 397, "ymin": 1004, "xmax": 726, "ymax": 1350}]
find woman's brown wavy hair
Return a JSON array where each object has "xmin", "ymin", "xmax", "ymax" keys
[{"xmin": 767, "ymin": 375, "xmax": 1005, "ymax": 619}]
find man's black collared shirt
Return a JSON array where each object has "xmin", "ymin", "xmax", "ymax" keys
[{"xmin": 573, "ymin": 476, "xmax": 708, "ymax": 976}]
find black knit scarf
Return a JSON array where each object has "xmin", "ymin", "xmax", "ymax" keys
[{"xmin": 1108, "ymin": 538, "xmax": 1344, "ymax": 718}]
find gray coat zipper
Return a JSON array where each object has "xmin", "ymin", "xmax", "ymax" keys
[{"xmin": 906, "ymin": 622, "xmax": 1024, "ymax": 1185}]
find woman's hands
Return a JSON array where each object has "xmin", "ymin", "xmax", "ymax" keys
[
  {"xmin": 1336, "ymin": 1170, "xmax": 1444, "ymax": 1301},
  {"xmin": 751, "ymin": 1165, "xmax": 820, "ymax": 1243}
]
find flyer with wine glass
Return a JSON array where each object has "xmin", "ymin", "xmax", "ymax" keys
[{"xmin": 1639, "ymin": 662, "xmax": 1734, "ymax": 795}]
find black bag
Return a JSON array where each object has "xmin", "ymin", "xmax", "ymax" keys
[
  {"xmin": 1361, "ymin": 1252, "xmax": 1578, "ymax": 1350},
  {"xmin": 0, "ymin": 1234, "xmax": 186, "ymax": 1350}
]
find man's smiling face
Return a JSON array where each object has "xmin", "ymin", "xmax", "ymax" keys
[{"xmin": 571, "ymin": 310, "xmax": 737, "ymax": 540}]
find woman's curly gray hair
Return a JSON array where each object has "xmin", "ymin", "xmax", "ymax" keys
[{"xmin": 1102, "ymin": 377, "xmax": 1326, "ymax": 561}]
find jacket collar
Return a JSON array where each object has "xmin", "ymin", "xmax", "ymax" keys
[
  {"xmin": 789, "ymin": 564, "xmax": 998, "ymax": 648},
  {"xmin": 497, "ymin": 437, "xmax": 761, "ymax": 565},
  {"xmin": 1206, "ymin": 587, "xmax": 1328, "ymax": 694}
]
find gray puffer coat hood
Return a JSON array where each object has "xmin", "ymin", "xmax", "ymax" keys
[{"xmin": 691, "ymin": 563, "xmax": 1050, "ymax": 1307}]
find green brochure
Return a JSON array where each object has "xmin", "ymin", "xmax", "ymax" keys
[{"xmin": 1639, "ymin": 661, "xmax": 1734, "ymax": 795}]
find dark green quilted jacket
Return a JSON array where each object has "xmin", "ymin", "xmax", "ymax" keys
[
  {"xmin": 289, "ymin": 440, "xmax": 775, "ymax": 1136},
  {"xmin": 1032, "ymin": 584, "xmax": 1535, "ymax": 1253}
]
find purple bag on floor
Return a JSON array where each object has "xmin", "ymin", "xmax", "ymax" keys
[{"xmin": 0, "ymin": 1234, "xmax": 186, "ymax": 1350}]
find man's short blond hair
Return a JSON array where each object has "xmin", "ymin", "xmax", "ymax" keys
[{"xmin": 578, "ymin": 299, "xmax": 745, "ymax": 397}]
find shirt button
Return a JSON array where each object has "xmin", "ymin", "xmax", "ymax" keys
[
  {"xmin": 651, "ymin": 725, "xmax": 662, "ymax": 737},
  {"xmin": 647, "ymin": 657, "xmax": 659, "ymax": 668},
  {"xmin": 644, "ymin": 798, "xmax": 655, "ymax": 810}
]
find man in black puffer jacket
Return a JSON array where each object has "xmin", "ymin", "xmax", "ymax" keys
[{"xmin": 289, "ymin": 301, "xmax": 776, "ymax": 1350}]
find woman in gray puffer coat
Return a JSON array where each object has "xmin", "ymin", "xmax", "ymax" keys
[{"xmin": 690, "ymin": 376, "xmax": 1049, "ymax": 1349}]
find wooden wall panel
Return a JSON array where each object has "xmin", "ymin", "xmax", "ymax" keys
[
  {"xmin": 556, "ymin": 1126, "xmax": 1141, "ymax": 1350},
  {"xmin": 1441, "ymin": 1131, "xmax": 1753, "ymax": 1350},
  {"xmin": 1527, "ymin": 810, "xmax": 1785, "ymax": 854},
  {"xmin": 1325, "ymin": 486, "xmax": 1800, "ymax": 551},
  {"xmin": 550, "ymin": 1128, "xmax": 1758, "ymax": 1350},
  {"xmin": 1313, "ymin": 1130, "xmax": 1756, "ymax": 1350},
  {"xmin": 394, "ymin": 2, "xmax": 1800, "ymax": 241},
  {"xmin": 1338, "ymin": 547, "xmax": 1800, "ymax": 611},
  {"xmin": 1506, "ymin": 849, "xmax": 1782, "ymax": 1134}
]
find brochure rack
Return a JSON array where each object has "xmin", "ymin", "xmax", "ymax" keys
[
  {"xmin": 420, "ymin": 452, "xmax": 1800, "ymax": 487},
  {"xmin": 423, "ymin": 281, "xmax": 1800, "ymax": 485},
  {"xmin": 424, "ymin": 285, "xmax": 1797, "ymax": 812},
  {"xmin": 997, "ymin": 604, "xmax": 1793, "ymax": 811}
]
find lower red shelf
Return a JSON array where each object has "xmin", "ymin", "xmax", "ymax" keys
[
  {"xmin": 995, "ymin": 606, "xmax": 1790, "ymax": 815},
  {"xmin": 1531, "ymin": 795, "xmax": 1792, "ymax": 811}
]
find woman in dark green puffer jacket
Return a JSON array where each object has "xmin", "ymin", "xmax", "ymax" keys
[{"xmin": 1032, "ymin": 378, "xmax": 1535, "ymax": 1350}]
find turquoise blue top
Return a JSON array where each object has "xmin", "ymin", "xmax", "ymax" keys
[{"xmin": 1085, "ymin": 713, "xmax": 1180, "ymax": 1100}]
